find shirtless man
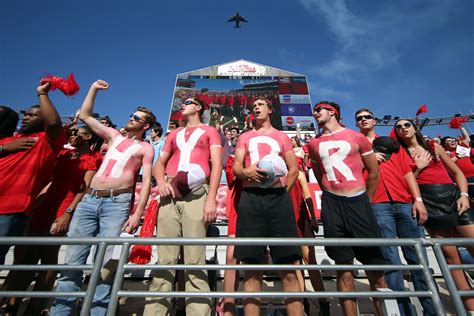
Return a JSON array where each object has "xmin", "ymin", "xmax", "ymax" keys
[
  {"xmin": 233, "ymin": 98, "xmax": 303, "ymax": 316},
  {"xmin": 308, "ymin": 101, "xmax": 387, "ymax": 316},
  {"xmin": 51, "ymin": 80, "xmax": 155, "ymax": 316},
  {"xmin": 144, "ymin": 97, "xmax": 222, "ymax": 315}
]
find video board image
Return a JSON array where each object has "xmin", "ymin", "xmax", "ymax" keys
[{"xmin": 169, "ymin": 75, "xmax": 314, "ymax": 131}]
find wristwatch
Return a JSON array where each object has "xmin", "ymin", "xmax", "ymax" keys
[{"xmin": 65, "ymin": 207, "xmax": 75, "ymax": 214}]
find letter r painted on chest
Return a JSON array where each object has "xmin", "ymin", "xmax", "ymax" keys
[{"xmin": 318, "ymin": 140, "xmax": 356, "ymax": 183}]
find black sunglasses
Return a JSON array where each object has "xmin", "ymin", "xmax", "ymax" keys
[
  {"xmin": 356, "ymin": 115, "xmax": 374, "ymax": 121},
  {"xmin": 313, "ymin": 106, "xmax": 330, "ymax": 113},
  {"xmin": 130, "ymin": 114, "xmax": 144, "ymax": 123},
  {"xmin": 184, "ymin": 100, "xmax": 199, "ymax": 106},
  {"xmin": 395, "ymin": 122, "xmax": 412, "ymax": 129}
]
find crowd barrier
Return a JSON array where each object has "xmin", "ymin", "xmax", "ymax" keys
[{"xmin": 0, "ymin": 237, "xmax": 473, "ymax": 316}]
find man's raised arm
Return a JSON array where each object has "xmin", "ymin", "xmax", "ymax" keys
[
  {"xmin": 79, "ymin": 80, "xmax": 116, "ymax": 142},
  {"xmin": 37, "ymin": 82, "xmax": 63, "ymax": 140}
]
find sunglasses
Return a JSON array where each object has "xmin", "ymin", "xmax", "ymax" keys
[
  {"xmin": 356, "ymin": 115, "xmax": 374, "ymax": 121},
  {"xmin": 314, "ymin": 106, "xmax": 330, "ymax": 113},
  {"xmin": 395, "ymin": 122, "xmax": 412, "ymax": 129},
  {"xmin": 130, "ymin": 114, "xmax": 145, "ymax": 123},
  {"xmin": 183, "ymin": 100, "xmax": 199, "ymax": 106}
]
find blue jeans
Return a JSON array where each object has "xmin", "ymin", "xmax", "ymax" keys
[
  {"xmin": 50, "ymin": 193, "xmax": 131, "ymax": 316},
  {"xmin": 0, "ymin": 213, "xmax": 28, "ymax": 264},
  {"xmin": 372, "ymin": 202, "xmax": 436, "ymax": 316}
]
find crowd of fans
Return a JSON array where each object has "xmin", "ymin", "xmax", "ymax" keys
[{"xmin": 0, "ymin": 80, "xmax": 474, "ymax": 316}]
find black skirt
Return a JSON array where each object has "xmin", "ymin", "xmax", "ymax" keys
[{"xmin": 419, "ymin": 183, "xmax": 474, "ymax": 229}]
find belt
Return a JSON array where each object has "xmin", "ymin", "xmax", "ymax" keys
[{"xmin": 86, "ymin": 187, "xmax": 134, "ymax": 198}]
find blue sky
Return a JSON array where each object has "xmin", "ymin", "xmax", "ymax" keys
[{"xmin": 1, "ymin": 0, "xmax": 473, "ymax": 137}]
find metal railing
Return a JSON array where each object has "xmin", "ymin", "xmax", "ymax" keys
[{"xmin": 0, "ymin": 237, "xmax": 473, "ymax": 316}]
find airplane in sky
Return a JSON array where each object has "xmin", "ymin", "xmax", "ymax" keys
[{"xmin": 227, "ymin": 12, "xmax": 248, "ymax": 28}]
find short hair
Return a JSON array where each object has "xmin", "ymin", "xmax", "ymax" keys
[
  {"xmin": 229, "ymin": 126, "xmax": 240, "ymax": 134},
  {"xmin": 0, "ymin": 106, "xmax": 19, "ymax": 138},
  {"xmin": 80, "ymin": 125, "xmax": 103, "ymax": 152},
  {"xmin": 441, "ymin": 136, "xmax": 455, "ymax": 146},
  {"xmin": 190, "ymin": 98, "xmax": 205, "ymax": 117},
  {"xmin": 152, "ymin": 124, "xmax": 163, "ymax": 138},
  {"xmin": 136, "ymin": 106, "xmax": 156, "ymax": 130},
  {"xmin": 99, "ymin": 115, "xmax": 116, "ymax": 128},
  {"xmin": 252, "ymin": 98, "xmax": 273, "ymax": 112},
  {"xmin": 355, "ymin": 108, "xmax": 374, "ymax": 119},
  {"xmin": 314, "ymin": 101, "xmax": 340, "ymax": 121}
]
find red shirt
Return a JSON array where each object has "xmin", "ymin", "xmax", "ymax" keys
[
  {"xmin": 236, "ymin": 128, "xmax": 293, "ymax": 187},
  {"xmin": 455, "ymin": 157, "xmax": 474, "ymax": 178},
  {"xmin": 196, "ymin": 93, "xmax": 211, "ymax": 110},
  {"xmin": 372, "ymin": 149, "xmax": 415, "ymax": 203},
  {"xmin": 163, "ymin": 125, "xmax": 221, "ymax": 179},
  {"xmin": 416, "ymin": 156, "xmax": 453, "ymax": 185},
  {"xmin": 218, "ymin": 96, "xmax": 227, "ymax": 106},
  {"xmin": 29, "ymin": 150, "xmax": 102, "ymax": 231},
  {"xmin": 446, "ymin": 150, "xmax": 474, "ymax": 179},
  {"xmin": 239, "ymin": 95, "xmax": 247, "ymax": 106},
  {"xmin": 0, "ymin": 131, "xmax": 65, "ymax": 215},
  {"xmin": 308, "ymin": 128, "xmax": 373, "ymax": 194}
]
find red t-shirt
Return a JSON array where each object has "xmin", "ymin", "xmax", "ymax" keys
[
  {"xmin": 239, "ymin": 95, "xmax": 247, "ymax": 106},
  {"xmin": 218, "ymin": 96, "xmax": 227, "ymax": 106},
  {"xmin": 308, "ymin": 128, "xmax": 373, "ymax": 194},
  {"xmin": 196, "ymin": 93, "xmax": 211, "ymax": 110},
  {"xmin": 163, "ymin": 125, "xmax": 221, "ymax": 180},
  {"xmin": 0, "ymin": 131, "xmax": 65, "ymax": 215},
  {"xmin": 236, "ymin": 128, "xmax": 293, "ymax": 187},
  {"xmin": 446, "ymin": 150, "xmax": 474, "ymax": 179},
  {"xmin": 455, "ymin": 157, "xmax": 474, "ymax": 178},
  {"xmin": 29, "ymin": 150, "xmax": 102, "ymax": 232},
  {"xmin": 372, "ymin": 148, "xmax": 415, "ymax": 203}
]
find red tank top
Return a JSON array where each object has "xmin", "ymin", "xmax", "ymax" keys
[{"xmin": 416, "ymin": 157, "xmax": 453, "ymax": 185}]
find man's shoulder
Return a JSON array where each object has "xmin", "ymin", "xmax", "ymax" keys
[{"xmin": 200, "ymin": 124, "xmax": 218, "ymax": 133}]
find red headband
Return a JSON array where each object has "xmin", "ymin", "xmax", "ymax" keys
[{"xmin": 315, "ymin": 103, "xmax": 340, "ymax": 117}]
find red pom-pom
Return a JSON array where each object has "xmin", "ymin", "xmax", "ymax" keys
[
  {"xmin": 40, "ymin": 73, "xmax": 80, "ymax": 97},
  {"xmin": 449, "ymin": 117, "xmax": 468, "ymax": 129},
  {"xmin": 129, "ymin": 199, "xmax": 159, "ymax": 264}
]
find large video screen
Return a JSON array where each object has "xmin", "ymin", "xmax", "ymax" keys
[{"xmin": 168, "ymin": 75, "xmax": 314, "ymax": 131}]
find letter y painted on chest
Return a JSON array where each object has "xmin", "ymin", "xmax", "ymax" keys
[
  {"xmin": 96, "ymin": 138, "xmax": 142, "ymax": 178},
  {"xmin": 176, "ymin": 128, "xmax": 205, "ymax": 170}
]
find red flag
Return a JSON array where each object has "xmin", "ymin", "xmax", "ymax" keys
[
  {"xmin": 449, "ymin": 117, "xmax": 468, "ymax": 129},
  {"xmin": 40, "ymin": 73, "xmax": 80, "ymax": 97},
  {"xmin": 415, "ymin": 104, "xmax": 428, "ymax": 116},
  {"xmin": 129, "ymin": 199, "xmax": 159, "ymax": 264}
]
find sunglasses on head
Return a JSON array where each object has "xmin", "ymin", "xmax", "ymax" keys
[
  {"xmin": 130, "ymin": 114, "xmax": 144, "ymax": 123},
  {"xmin": 356, "ymin": 115, "xmax": 374, "ymax": 121},
  {"xmin": 183, "ymin": 100, "xmax": 199, "ymax": 106},
  {"xmin": 395, "ymin": 122, "xmax": 412, "ymax": 129}
]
